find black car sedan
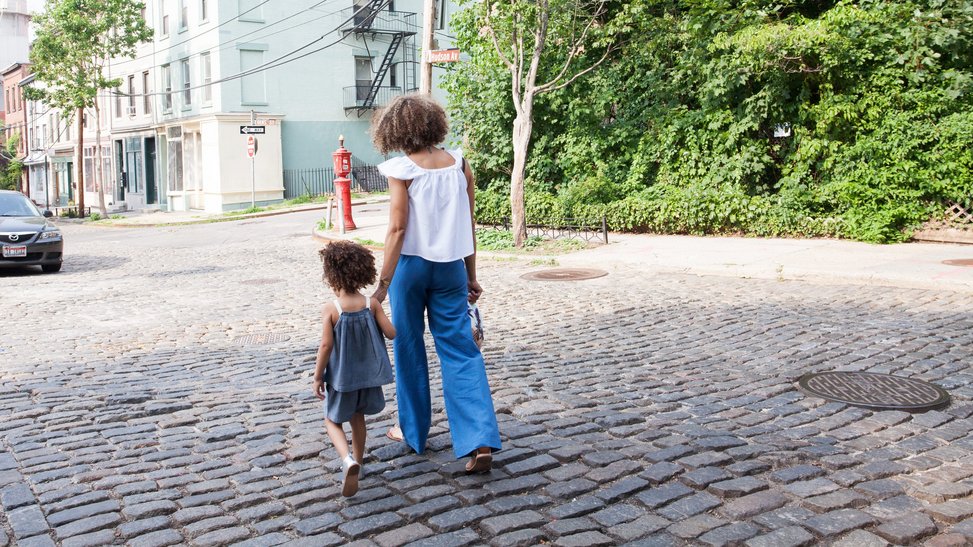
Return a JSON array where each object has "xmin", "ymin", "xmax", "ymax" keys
[{"xmin": 0, "ymin": 190, "xmax": 63, "ymax": 273}]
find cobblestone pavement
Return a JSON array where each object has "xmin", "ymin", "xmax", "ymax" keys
[{"xmin": 2, "ymin": 212, "xmax": 973, "ymax": 547}]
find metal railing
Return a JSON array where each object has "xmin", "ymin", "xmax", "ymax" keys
[
  {"xmin": 283, "ymin": 164, "xmax": 389, "ymax": 199},
  {"xmin": 485, "ymin": 217, "xmax": 609, "ymax": 245},
  {"xmin": 340, "ymin": 8, "xmax": 417, "ymax": 34},
  {"xmin": 343, "ymin": 85, "xmax": 416, "ymax": 111}
]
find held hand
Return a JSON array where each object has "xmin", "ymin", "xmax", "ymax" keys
[
  {"xmin": 313, "ymin": 379, "xmax": 325, "ymax": 401},
  {"xmin": 372, "ymin": 285, "xmax": 388, "ymax": 304},
  {"xmin": 468, "ymin": 280, "xmax": 483, "ymax": 303}
]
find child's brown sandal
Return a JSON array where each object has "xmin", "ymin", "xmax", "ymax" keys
[{"xmin": 465, "ymin": 448, "xmax": 492, "ymax": 474}]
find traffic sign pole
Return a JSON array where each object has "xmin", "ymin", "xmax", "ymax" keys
[{"xmin": 250, "ymin": 110, "xmax": 256, "ymax": 209}]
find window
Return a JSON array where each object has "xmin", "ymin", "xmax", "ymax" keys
[
  {"xmin": 181, "ymin": 59, "xmax": 192, "ymax": 107},
  {"xmin": 355, "ymin": 56, "xmax": 373, "ymax": 101},
  {"xmin": 179, "ymin": 0, "xmax": 188, "ymax": 29},
  {"xmin": 201, "ymin": 52, "xmax": 212, "ymax": 104},
  {"xmin": 239, "ymin": 49, "xmax": 266, "ymax": 104},
  {"xmin": 143, "ymin": 71, "xmax": 152, "ymax": 115},
  {"xmin": 389, "ymin": 62, "xmax": 397, "ymax": 88},
  {"xmin": 162, "ymin": 64, "xmax": 173, "ymax": 112},
  {"xmin": 127, "ymin": 75, "xmax": 136, "ymax": 115},
  {"xmin": 238, "ymin": 0, "xmax": 263, "ymax": 21},
  {"xmin": 200, "ymin": 0, "xmax": 208, "ymax": 21},
  {"xmin": 115, "ymin": 87, "xmax": 123, "ymax": 117},
  {"xmin": 162, "ymin": 12, "xmax": 169, "ymax": 35}
]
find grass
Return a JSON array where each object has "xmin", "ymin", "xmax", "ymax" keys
[{"xmin": 353, "ymin": 237, "xmax": 383, "ymax": 247}]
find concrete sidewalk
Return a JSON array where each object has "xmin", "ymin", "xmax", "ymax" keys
[{"xmin": 315, "ymin": 203, "xmax": 973, "ymax": 294}]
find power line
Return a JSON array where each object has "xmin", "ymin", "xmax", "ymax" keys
[
  {"xmin": 115, "ymin": 0, "xmax": 397, "ymax": 99},
  {"xmin": 112, "ymin": 0, "xmax": 275, "ymax": 65}
]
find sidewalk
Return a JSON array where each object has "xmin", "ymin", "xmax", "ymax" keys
[{"xmin": 314, "ymin": 203, "xmax": 973, "ymax": 294}]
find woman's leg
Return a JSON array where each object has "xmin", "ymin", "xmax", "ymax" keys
[
  {"xmin": 390, "ymin": 255, "xmax": 433, "ymax": 454},
  {"xmin": 426, "ymin": 260, "xmax": 502, "ymax": 459}
]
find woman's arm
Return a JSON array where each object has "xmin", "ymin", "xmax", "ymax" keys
[
  {"xmin": 373, "ymin": 177, "xmax": 410, "ymax": 303},
  {"xmin": 313, "ymin": 305, "xmax": 336, "ymax": 400},
  {"xmin": 463, "ymin": 159, "xmax": 482, "ymax": 303}
]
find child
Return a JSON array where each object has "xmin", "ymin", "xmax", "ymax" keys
[{"xmin": 314, "ymin": 240, "xmax": 396, "ymax": 497}]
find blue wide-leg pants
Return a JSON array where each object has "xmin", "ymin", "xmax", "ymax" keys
[{"xmin": 389, "ymin": 254, "xmax": 502, "ymax": 459}]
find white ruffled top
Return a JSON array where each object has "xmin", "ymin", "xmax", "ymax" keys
[{"xmin": 377, "ymin": 149, "xmax": 474, "ymax": 263}]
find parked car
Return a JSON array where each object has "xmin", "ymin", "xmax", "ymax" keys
[{"xmin": 0, "ymin": 190, "xmax": 63, "ymax": 273}]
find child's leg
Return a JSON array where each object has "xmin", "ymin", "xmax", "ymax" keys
[
  {"xmin": 349, "ymin": 413, "xmax": 366, "ymax": 464},
  {"xmin": 325, "ymin": 418, "xmax": 350, "ymax": 458}
]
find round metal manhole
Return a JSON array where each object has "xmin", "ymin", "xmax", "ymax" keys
[
  {"xmin": 942, "ymin": 259, "xmax": 973, "ymax": 267},
  {"xmin": 797, "ymin": 371, "xmax": 949, "ymax": 411},
  {"xmin": 240, "ymin": 278, "xmax": 283, "ymax": 285},
  {"xmin": 233, "ymin": 333, "xmax": 291, "ymax": 346},
  {"xmin": 521, "ymin": 268, "xmax": 608, "ymax": 281}
]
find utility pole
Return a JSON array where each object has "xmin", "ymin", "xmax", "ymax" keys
[{"xmin": 419, "ymin": 0, "xmax": 436, "ymax": 94}]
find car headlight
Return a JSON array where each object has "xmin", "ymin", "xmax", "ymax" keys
[{"xmin": 39, "ymin": 230, "xmax": 61, "ymax": 240}]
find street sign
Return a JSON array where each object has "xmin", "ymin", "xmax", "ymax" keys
[
  {"xmin": 240, "ymin": 125, "xmax": 266, "ymax": 135},
  {"xmin": 427, "ymin": 49, "xmax": 461, "ymax": 63},
  {"xmin": 247, "ymin": 135, "xmax": 257, "ymax": 158}
]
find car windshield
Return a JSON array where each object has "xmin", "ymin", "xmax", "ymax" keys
[{"xmin": 0, "ymin": 193, "xmax": 42, "ymax": 217}]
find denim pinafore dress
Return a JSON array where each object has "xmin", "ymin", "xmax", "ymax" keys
[{"xmin": 323, "ymin": 296, "xmax": 394, "ymax": 423}]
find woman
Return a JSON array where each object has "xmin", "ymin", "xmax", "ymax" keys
[{"xmin": 370, "ymin": 94, "xmax": 501, "ymax": 473}]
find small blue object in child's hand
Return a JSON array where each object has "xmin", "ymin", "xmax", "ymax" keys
[{"xmin": 468, "ymin": 302, "xmax": 483, "ymax": 348}]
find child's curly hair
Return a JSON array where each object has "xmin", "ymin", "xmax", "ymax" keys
[
  {"xmin": 370, "ymin": 94, "xmax": 449, "ymax": 155},
  {"xmin": 318, "ymin": 241, "xmax": 377, "ymax": 294}
]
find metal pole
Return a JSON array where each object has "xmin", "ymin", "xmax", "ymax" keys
[
  {"xmin": 419, "ymin": 0, "xmax": 436, "ymax": 94},
  {"xmin": 250, "ymin": 109, "xmax": 256, "ymax": 209}
]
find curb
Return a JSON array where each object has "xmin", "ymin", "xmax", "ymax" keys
[{"xmin": 77, "ymin": 197, "xmax": 391, "ymax": 228}]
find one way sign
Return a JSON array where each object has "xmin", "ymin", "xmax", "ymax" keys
[{"xmin": 240, "ymin": 125, "xmax": 266, "ymax": 135}]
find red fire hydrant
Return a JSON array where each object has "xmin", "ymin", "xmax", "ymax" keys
[{"xmin": 332, "ymin": 135, "xmax": 357, "ymax": 230}]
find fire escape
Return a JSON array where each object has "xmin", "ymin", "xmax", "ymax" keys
[{"xmin": 343, "ymin": 0, "xmax": 418, "ymax": 117}]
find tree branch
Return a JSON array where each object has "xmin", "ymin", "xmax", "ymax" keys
[
  {"xmin": 536, "ymin": 44, "xmax": 614, "ymax": 94},
  {"xmin": 535, "ymin": 0, "xmax": 607, "ymax": 91},
  {"xmin": 484, "ymin": 0, "xmax": 515, "ymax": 71}
]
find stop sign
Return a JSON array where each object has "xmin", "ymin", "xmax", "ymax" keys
[{"xmin": 247, "ymin": 135, "xmax": 257, "ymax": 157}]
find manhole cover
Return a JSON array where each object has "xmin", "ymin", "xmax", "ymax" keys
[
  {"xmin": 240, "ymin": 278, "xmax": 283, "ymax": 285},
  {"xmin": 942, "ymin": 259, "xmax": 973, "ymax": 267},
  {"xmin": 233, "ymin": 333, "xmax": 291, "ymax": 346},
  {"xmin": 521, "ymin": 268, "xmax": 608, "ymax": 281},
  {"xmin": 797, "ymin": 371, "xmax": 949, "ymax": 411}
]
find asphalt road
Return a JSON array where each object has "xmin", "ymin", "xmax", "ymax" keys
[{"xmin": 2, "ymin": 212, "xmax": 973, "ymax": 546}]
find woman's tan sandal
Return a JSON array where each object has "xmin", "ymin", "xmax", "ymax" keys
[
  {"xmin": 386, "ymin": 426, "xmax": 404, "ymax": 442},
  {"xmin": 465, "ymin": 448, "xmax": 492, "ymax": 474}
]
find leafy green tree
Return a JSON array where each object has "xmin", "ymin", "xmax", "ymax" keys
[
  {"xmin": 0, "ymin": 135, "xmax": 24, "ymax": 191},
  {"xmin": 450, "ymin": 0, "xmax": 973, "ymax": 243},
  {"xmin": 26, "ymin": 0, "xmax": 152, "ymax": 217},
  {"xmin": 455, "ymin": 0, "xmax": 618, "ymax": 246}
]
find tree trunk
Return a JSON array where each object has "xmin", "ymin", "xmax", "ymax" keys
[
  {"xmin": 76, "ymin": 108, "xmax": 85, "ymax": 217},
  {"xmin": 510, "ymin": 100, "xmax": 534, "ymax": 248},
  {"xmin": 94, "ymin": 100, "xmax": 108, "ymax": 216}
]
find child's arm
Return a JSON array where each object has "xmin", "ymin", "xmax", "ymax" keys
[
  {"xmin": 313, "ymin": 304, "xmax": 336, "ymax": 399},
  {"xmin": 370, "ymin": 297, "xmax": 396, "ymax": 340}
]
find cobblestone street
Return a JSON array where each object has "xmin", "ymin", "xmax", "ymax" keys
[{"xmin": 2, "ymin": 211, "xmax": 973, "ymax": 546}]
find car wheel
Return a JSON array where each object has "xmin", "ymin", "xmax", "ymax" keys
[{"xmin": 42, "ymin": 263, "xmax": 62, "ymax": 273}]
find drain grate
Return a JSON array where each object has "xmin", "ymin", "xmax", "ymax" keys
[
  {"xmin": 240, "ymin": 278, "xmax": 283, "ymax": 285},
  {"xmin": 233, "ymin": 333, "xmax": 291, "ymax": 346},
  {"xmin": 798, "ymin": 371, "xmax": 949, "ymax": 411},
  {"xmin": 942, "ymin": 259, "xmax": 973, "ymax": 267},
  {"xmin": 521, "ymin": 268, "xmax": 608, "ymax": 281}
]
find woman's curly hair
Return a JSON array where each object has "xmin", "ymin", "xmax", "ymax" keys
[
  {"xmin": 371, "ymin": 94, "xmax": 449, "ymax": 155},
  {"xmin": 318, "ymin": 240, "xmax": 377, "ymax": 294}
]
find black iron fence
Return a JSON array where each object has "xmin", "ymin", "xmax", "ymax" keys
[
  {"xmin": 283, "ymin": 163, "xmax": 389, "ymax": 200},
  {"xmin": 485, "ymin": 217, "xmax": 609, "ymax": 245}
]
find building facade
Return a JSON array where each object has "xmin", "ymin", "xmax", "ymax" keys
[
  {"xmin": 22, "ymin": 0, "xmax": 459, "ymax": 214},
  {"xmin": 2, "ymin": 62, "xmax": 31, "ymax": 196}
]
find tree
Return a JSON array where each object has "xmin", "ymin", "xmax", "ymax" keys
[
  {"xmin": 0, "ymin": 135, "xmax": 23, "ymax": 192},
  {"xmin": 475, "ymin": 0, "xmax": 618, "ymax": 246},
  {"xmin": 26, "ymin": 0, "xmax": 152, "ymax": 217}
]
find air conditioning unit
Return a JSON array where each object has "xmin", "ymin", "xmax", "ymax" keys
[{"xmin": 127, "ymin": 106, "xmax": 137, "ymax": 118}]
